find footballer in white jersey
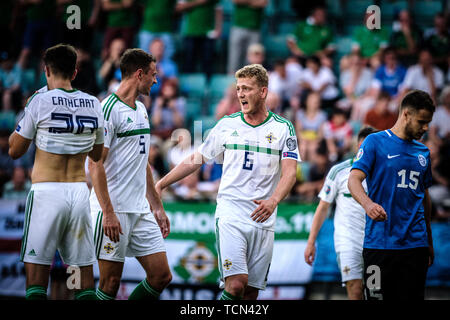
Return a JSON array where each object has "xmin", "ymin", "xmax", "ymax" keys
[
  {"xmin": 90, "ymin": 93, "xmax": 151, "ymax": 214},
  {"xmin": 305, "ymin": 127, "xmax": 376, "ymax": 300}
]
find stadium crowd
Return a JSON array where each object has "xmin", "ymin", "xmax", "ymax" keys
[{"xmin": 0, "ymin": 0, "xmax": 449, "ymax": 221}]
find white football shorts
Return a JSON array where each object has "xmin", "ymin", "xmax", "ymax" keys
[
  {"xmin": 92, "ymin": 210, "xmax": 166, "ymax": 262},
  {"xmin": 336, "ymin": 250, "xmax": 364, "ymax": 284},
  {"xmin": 20, "ymin": 182, "xmax": 96, "ymax": 266},
  {"xmin": 215, "ymin": 216, "xmax": 274, "ymax": 291}
]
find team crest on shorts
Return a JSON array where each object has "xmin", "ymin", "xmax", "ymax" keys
[
  {"xmin": 104, "ymin": 243, "xmax": 114, "ymax": 254},
  {"xmin": 223, "ymin": 259, "xmax": 232, "ymax": 271},
  {"xmin": 418, "ymin": 154, "xmax": 426, "ymax": 167}
]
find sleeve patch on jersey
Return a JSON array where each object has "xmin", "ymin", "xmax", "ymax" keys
[
  {"xmin": 283, "ymin": 151, "xmax": 298, "ymax": 159},
  {"xmin": 355, "ymin": 148, "xmax": 363, "ymax": 161},
  {"xmin": 286, "ymin": 138, "xmax": 297, "ymax": 151},
  {"xmin": 16, "ymin": 125, "xmax": 21, "ymax": 132}
]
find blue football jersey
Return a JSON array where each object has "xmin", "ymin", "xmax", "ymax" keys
[{"xmin": 352, "ymin": 129, "xmax": 432, "ymax": 250}]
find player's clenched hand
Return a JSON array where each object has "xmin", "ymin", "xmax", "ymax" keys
[
  {"xmin": 250, "ymin": 199, "xmax": 277, "ymax": 223},
  {"xmin": 153, "ymin": 207, "xmax": 170, "ymax": 239},
  {"xmin": 304, "ymin": 242, "xmax": 316, "ymax": 266},
  {"xmin": 365, "ymin": 202, "xmax": 387, "ymax": 221},
  {"xmin": 103, "ymin": 212, "xmax": 123, "ymax": 243}
]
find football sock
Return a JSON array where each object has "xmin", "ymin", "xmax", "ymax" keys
[
  {"xmin": 96, "ymin": 287, "xmax": 115, "ymax": 300},
  {"xmin": 74, "ymin": 288, "xmax": 97, "ymax": 300},
  {"xmin": 25, "ymin": 285, "xmax": 47, "ymax": 300},
  {"xmin": 219, "ymin": 290, "xmax": 242, "ymax": 300},
  {"xmin": 128, "ymin": 279, "xmax": 160, "ymax": 300}
]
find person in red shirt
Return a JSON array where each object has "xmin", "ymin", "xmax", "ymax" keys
[{"xmin": 364, "ymin": 91, "xmax": 398, "ymax": 130}]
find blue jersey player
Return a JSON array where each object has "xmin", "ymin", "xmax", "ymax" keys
[{"xmin": 348, "ymin": 90, "xmax": 435, "ymax": 300}]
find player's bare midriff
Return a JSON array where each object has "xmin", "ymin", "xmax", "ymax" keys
[{"xmin": 31, "ymin": 147, "xmax": 88, "ymax": 183}]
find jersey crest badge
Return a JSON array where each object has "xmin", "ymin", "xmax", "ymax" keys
[
  {"xmin": 355, "ymin": 148, "xmax": 363, "ymax": 161},
  {"xmin": 223, "ymin": 259, "xmax": 232, "ymax": 271},
  {"xmin": 418, "ymin": 154, "xmax": 426, "ymax": 167},
  {"xmin": 265, "ymin": 132, "xmax": 277, "ymax": 143}
]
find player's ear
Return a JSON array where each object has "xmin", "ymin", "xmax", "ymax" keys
[
  {"xmin": 71, "ymin": 69, "xmax": 78, "ymax": 81},
  {"xmin": 261, "ymin": 86, "xmax": 268, "ymax": 99}
]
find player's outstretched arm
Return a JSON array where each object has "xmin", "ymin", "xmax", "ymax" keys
[
  {"xmin": 8, "ymin": 132, "xmax": 32, "ymax": 160},
  {"xmin": 146, "ymin": 162, "xmax": 170, "ymax": 238},
  {"xmin": 304, "ymin": 200, "xmax": 331, "ymax": 266},
  {"xmin": 251, "ymin": 159, "xmax": 297, "ymax": 223},
  {"xmin": 348, "ymin": 169, "xmax": 387, "ymax": 221},
  {"xmin": 88, "ymin": 147, "xmax": 123, "ymax": 242},
  {"xmin": 155, "ymin": 151, "xmax": 205, "ymax": 197}
]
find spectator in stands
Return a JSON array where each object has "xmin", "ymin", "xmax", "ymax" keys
[
  {"xmin": 151, "ymin": 79, "xmax": 186, "ymax": 140},
  {"xmin": 429, "ymin": 86, "xmax": 450, "ymax": 147},
  {"xmin": 268, "ymin": 58, "xmax": 302, "ymax": 112},
  {"xmin": 147, "ymin": 38, "xmax": 178, "ymax": 99},
  {"xmin": 295, "ymin": 92, "xmax": 327, "ymax": 161},
  {"xmin": 0, "ymin": 52, "xmax": 23, "ymax": 113},
  {"xmin": 101, "ymin": 0, "xmax": 136, "ymax": 59},
  {"xmin": 389, "ymin": 9, "xmax": 422, "ymax": 66},
  {"xmin": 166, "ymin": 128, "xmax": 199, "ymax": 200},
  {"xmin": 246, "ymin": 43, "xmax": 267, "ymax": 68},
  {"xmin": 338, "ymin": 52, "xmax": 374, "ymax": 111},
  {"xmin": 371, "ymin": 47, "xmax": 407, "ymax": 99},
  {"xmin": 98, "ymin": 37, "xmax": 126, "ymax": 93},
  {"xmin": 17, "ymin": 0, "xmax": 58, "ymax": 69},
  {"xmin": 363, "ymin": 91, "xmax": 398, "ymax": 131},
  {"xmin": 286, "ymin": 6, "xmax": 335, "ymax": 63},
  {"xmin": 295, "ymin": 140, "xmax": 330, "ymax": 202},
  {"xmin": 400, "ymin": 47, "xmax": 444, "ymax": 103},
  {"xmin": 71, "ymin": 47, "xmax": 99, "ymax": 96},
  {"xmin": 265, "ymin": 91, "xmax": 282, "ymax": 115},
  {"xmin": 227, "ymin": 0, "xmax": 267, "ymax": 74},
  {"xmin": 300, "ymin": 55, "xmax": 339, "ymax": 111},
  {"xmin": 58, "ymin": 0, "xmax": 101, "ymax": 51},
  {"xmin": 138, "ymin": 0, "xmax": 176, "ymax": 60},
  {"xmin": 197, "ymin": 160, "xmax": 222, "ymax": 199},
  {"xmin": 176, "ymin": 0, "xmax": 223, "ymax": 78},
  {"xmin": 2, "ymin": 166, "xmax": 31, "ymax": 200},
  {"xmin": 351, "ymin": 11, "xmax": 389, "ymax": 62},
  {"xmin": 323, "ymin": 108, "xmax": 352, "ymax": 163},
  {"xmin": 424, "ymin": 13, "xmax": 449, "ymax": 72},
  {"xmin": 427, "ymin": 139, "xmax": 450, "ymax": 213},
  {"xmin": 0, "ymin": 129, "xmax": 14, "ymax": 195},
  {"xmin": 148, "ymin": 135, "xmax": 167, "ymax": 182},
  {"xmin": 215, "ymin": 83, "xmax": 240, "ymax": 119}
]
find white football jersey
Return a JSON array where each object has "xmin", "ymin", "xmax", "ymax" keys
[
  {"xmin": 90, "ymin": 93, "xmax": 151, "ymax": 214},
  {"xmin": 318, "ymin": 158, "xmax": 367, "ymax": 253},
  {"xmin": 16, "ymin": 88, "xmax": 104, "ymax": 154},
  {"xmin": 198, "ymin": 111, "xmax": 300, "ymax": 230}
]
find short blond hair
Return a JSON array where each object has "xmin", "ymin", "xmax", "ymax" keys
[{"xmin": 235, "ymin": 64, "xmax": 268, "ymax": 88}]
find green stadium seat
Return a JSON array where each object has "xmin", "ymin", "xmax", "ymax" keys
[
  {"xmin": 413, "ymin": 0, "xmax": 443, "ymax": 22},
  {"xmin": 208, "ymin": 74, "xmax": 235, "ymax": 101},
  {"xmin": 335, "ymin": 36, "xmax": 354, "ymax": 56},
  {"xmin": 21, "ymin": 69, "xmax": 36, "ymax": 93},
  {"xmin": 278, "ymin": 21, "xmax": 296, "ymax": 35},
  {"xmin": 326, "ymin": 0, "xmax": 342, "ymax": 17},
  {"xmin": 0, "ymin": 111, "xmax": 17, "ymax": 131},
  {"xmin": 343, "ymin": 0, "xmax": 374, "ymax": 20},
  {"xmin": 263, "ymin": 35, "xmax": 291, "ymax": 62},
  {"xmin": 380, "ymin": 0, "xmax": 409, "ymax": 20},
  {"xmin": 179, "ymin": 73, "xmax": 207, "ymax": 100}
]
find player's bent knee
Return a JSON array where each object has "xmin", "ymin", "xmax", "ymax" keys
[{"xmin": 102, "ymin": 275, "xmax": 122, "ymax": 294}]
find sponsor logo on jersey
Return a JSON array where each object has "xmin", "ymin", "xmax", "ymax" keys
[
  {"xmin": 28, "ymin": 249, "xmax": 37, "ymax": 256},
  {"xmin": 265, "ymin": 132, "xmax": 277, "ymax": 143},
  {"xmin": 286, "ymin": 138, "xmax": 297, "ymax": 151},
  {"xmin": 283, "ymin": 151, "xmax": 298, "ymax": 159},
  {"xmin": 223, "ymin": 259, "xmax": 232, "ymax": 271},
  {"xmin": 231, "ymin": 130, "xmax": 239, "ymax": 137},
  {"xmin": 355, "ymin": 148, "xmax": 363, "ymax": 161},
  {"xmin": 418, "ymin": 154, "xmax": 426, "ymax": 167},
  {"xmin": 127, "ymin": 117, "xmax": 133, "ymax": 123}
]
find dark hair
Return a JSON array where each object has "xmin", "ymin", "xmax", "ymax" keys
[
  {"xmin": 120, "ymin": 48, "xmax": 156, "ymax": 79},
  {"xmin": 307, "ymin": 55, "xmax": 321, "ymax": 67},
  {"xmin": 400, "ymin": 90, "xmax": 435, "ymax": 113},
  {"xmin": 377, "ymin": 90, "xmax": 391, "ymax": 101},
  {"xmin": 357, "ymin": 126, "xmax": 377, "ymax": 141},
  {"xmin": 43, "ymin": 44, "xmax": 77, "ymax": 79},
  {"xmin": 382, "ymin": 46, "xmax": 397, "ymax": 59}
]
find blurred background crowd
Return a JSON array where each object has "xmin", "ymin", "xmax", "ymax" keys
[{"xmin": 0, "ymin": 0, "xmax": 449, "ymax": 221}]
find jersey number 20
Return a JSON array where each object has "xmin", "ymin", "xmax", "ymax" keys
[{"xmin": 48, "ymin": 112, "xmax": 98, "ymax": 134}]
